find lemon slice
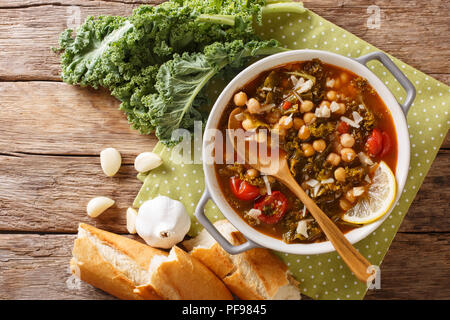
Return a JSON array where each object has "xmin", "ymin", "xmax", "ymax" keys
[{"xmin": 342, "ymin": 161, "xmax": 397, "ymax": 225}]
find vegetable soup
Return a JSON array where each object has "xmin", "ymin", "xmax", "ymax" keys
[{"xmin": 215, "ymin": 59, "xmax": 397, "ymax": 244}]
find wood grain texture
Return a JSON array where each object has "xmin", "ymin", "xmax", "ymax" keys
[
  {"xmin": 0, "ymin": 82, "xmax": 156, "ymax": 158},
  {"xmin": 0, "ymin": 0, "xmax": 448, "ymax": 81},
  {"xmin": 365, "ymin": 232, "xmax": 450, "ymax": 300},
  {"xmin": 1, "ymin": 232, "xmax": 447, "ymax": 300},
  {"xmin": 0, "ymin": 154, "xmax": 140, "ymax": 233},
  {"xmin": 0, "ymin": 0, "xmax": 448, "ymax": 300},
  {"xmin": 0, "ymin": 148, "xmax": 448, "ymax": 234}
]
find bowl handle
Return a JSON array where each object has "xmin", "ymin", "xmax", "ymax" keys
[
  {"xmin": 194, "ymin": 188, "xmax": 260, "ymax": 255},
  {"xmin": 355, "ymin": 51, "xmax": 416, "ymax": 115}
]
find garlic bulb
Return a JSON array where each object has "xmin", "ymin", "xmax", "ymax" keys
[{"xmin": 136, "ymin": 196, "xmax": 191, "ymax": 249}]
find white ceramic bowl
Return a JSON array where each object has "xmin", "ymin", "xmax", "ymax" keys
[{"xmin": 196, "ymin": 50, "xmax": 415, "ymax": 255}]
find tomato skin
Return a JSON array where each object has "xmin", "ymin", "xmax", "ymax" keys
[
  {"xmin": 229, "ymin": 177, "xmax": 260, "ymax": 201},
  {"xmin": 366, "ymin": 128, "xmax": 383, "ymax": 157},
  {"xmin": 282, "ymin": 101, "xmax": 292, "ymax": 110},
  {"xmin": 337, "ymin": 121, "xmax": 350, "ymax": 134},
  {"xmin": 379, "ymin": 131, "xmax": 392, "ymax": 158},
  {"xmin": 254, "ymin": 191, "xmax": 288, "ymax": 224}
]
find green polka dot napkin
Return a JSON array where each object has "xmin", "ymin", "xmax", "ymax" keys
[{"xmin": 133, "ymin": 8, "xmax": 450, "ymax": 300}]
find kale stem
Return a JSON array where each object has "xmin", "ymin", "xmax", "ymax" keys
[
  {"xmin": 262, "ymin": 2, "xmax": 306, "ymax": 15},
  {"xmin": 197, "ymin": 14, "xmax": 235, "ymax": 26}
]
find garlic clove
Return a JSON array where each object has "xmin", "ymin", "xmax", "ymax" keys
[
  {"xmin": 100, "ymin": 147, "xmax": 122, "ymax": 177},
  {"xmin": 87, "ymin": 196, "xmax": 115, "ymax": 218},
  {"xmin": 126, "ymin": 207, "xmax": 138, "ymax": 234},
  {"xmin": 134, "ymin": 152, "xmax": 163, "ymax": 173}
]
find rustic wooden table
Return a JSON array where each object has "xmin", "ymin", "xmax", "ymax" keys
[{"xmin": 0, "ymin": 0, "xmax": 448, "ymax": 300}]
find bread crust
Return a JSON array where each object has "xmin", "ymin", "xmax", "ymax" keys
[
  {"xmin": 71, "ymin": 230, "xmax": 161, "ymax": 300},
  {"xmin": 182, "ymin": 220, "xmax": 300, "ymax": 300},
  {"xmin": 150, "ymin": 246, "xmax": 233, "ymax": 300},
  {"xmin": 71, "ymin": 223, "xmax": 233, "ymax": 300}
]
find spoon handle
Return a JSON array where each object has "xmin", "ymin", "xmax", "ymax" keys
[{"xmin": 281, "ymin": 173, "xmax": 374, "ymax": 283}]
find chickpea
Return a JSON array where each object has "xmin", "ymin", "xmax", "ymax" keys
[
  {"xmin": 265, "ymin": 109, "xmax": 281, "ymax": 124},
  {"xmin": 340, "ymin": 72, "xmax": 349, "ymax": 84},
  {"xmin": 327, "ymin": 152, "xmax": 341, "ymax": 166},
  {"xmin": 301, "ymin": 143, "xmax": 315, "ymax": 157},
  {"xmin": 246, "ymin": 98, "xmax": 261, "ymax": 114},
  {"xmin": 242, "ymin": 118, "xmax": 257, "ymax": 131},
  {"xmin": 272, "ymin": 123, "xmax": 287, "ymax": 137},
  {"xmin": 334, "ymin": 167, "xmax": 346, "ymax": 182},
  {"xmin": 278, "ymin": 115, "xmax": 293, "ymax": 130},
  {"xmin": 345, "ymin": 190, "xmax": 356, "ymax": 203},
  {"xmin": 339, "ymin": 198, "xmax": 352, "ymax": 211},
  {"xmin": 320, "ymin": 100, "xmax": 331, "ymax": 108},
  {"xmin": 293, "ymin": 117, "xmax": 305, "ymax": 130},
  {"xmin": 334, "ymin": 103, "xmax": 346, "ymax": 115},
  {"xmin": 233, "ymin": 91, "xmax": 248, "ymax": 107},
  {"xmin": 303, "ymin": 112, "xmax": 316, "ymax": 125},
  {"xmin": 297, "ymin": 125, "xmax": 310, "ymax": 140},
  {"xmin": 246, "ymin": 168, "xmax": 260, "ymax": 178},
  {"xmin": 334, "ymin": 78, "xmax": 341, "ymax": 89},
  {"xmin": 341, "ymin": 147, "xmax": 357, "ymax": 162},
  {"xmin": 326, "ymin": 90, "xmax": 337, "ymax": 101},
  {"xmin": 335, "ymin": 142, "xmax": 343, "ymax": 154},
  {"xmin": 300, "ymin": 100, "xmax": 314, "ymax": 113},
  {"xmin": 340, "ymin": 133, "xmax": 355, "ymax": 148},
  {"xmin": 312, "ymin": 139, "xmax": 326, "ymax": 153}
]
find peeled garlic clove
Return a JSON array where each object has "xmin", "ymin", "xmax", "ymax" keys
[
  {"xmin": 134, "ymin": 152, "xmax": 162, "ymax": 173},
  {"xmin": 100, "ymin": 148, "xmax": 122, "ymax": 177},
  {"xmin": 87, "ymin": 196, "xmax": 115, "ymax": 218},
  {"xmin": 126, "ymin": 207, "xmax": 138, "ymax": 234}
]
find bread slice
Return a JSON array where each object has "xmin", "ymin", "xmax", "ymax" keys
[
  {"xmin": 182, "ymin": 220, "xmax": 301, "ymax": 300},
  {"xmin": 71, "ymin": 223, "xmax": 233, "ymax": 300}
]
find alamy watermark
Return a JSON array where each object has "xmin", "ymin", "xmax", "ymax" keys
[
  {"xmin": 66, "ymin": 6, "xmax": 81, "ymax": 30},
  {"xmin": 169, "ymin": 121, "xmax": 281, "ymax": 170},
  {"xmin": 366, "ymin": 265, "xmax": 381, "ymax": 289},
  {"xmin": 366, "ymin": 5, "xmax": 382, "ymax": 29}
]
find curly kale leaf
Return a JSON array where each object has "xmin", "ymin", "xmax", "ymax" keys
[
  {"xmin": 55, "ymin": 0, "xmax": 306, "ymax": 145},
  {"xmin": 57, "ymin": 1, "xmax": 265, "ymax": 90},
  {"xmin": 143, "ymin": 39, "xmax": 287, "ymax": 146}
]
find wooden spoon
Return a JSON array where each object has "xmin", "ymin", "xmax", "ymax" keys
[{"xmin": 228, "ymin": 107, "xmax": 374, "ymax": 283}]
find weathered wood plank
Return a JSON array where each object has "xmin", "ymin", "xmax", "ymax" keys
[
  {"xmin": 365, "ymin": 232, "xmax": 450, "ymax": 300},
  {"xmin": 0, "ymin": 1, "xmax": 137, "ymax": 81},
  {"xmin": 0, "ymin": 234, "xmax": 115, "ymax": 299},
  {"xmin": 0, "ymin": 150, "xmax": 448, "ymax": 234},
  {"xmin": 0, "ymin": 154, "xmax": 141, "ymax": 233},
  {"xmin": 0, "ymin": 81, "xmax": 447, "ymax": 158},
  {"xmin": 0, "ymin": 82, "xmax": 157, "ymax": 158},
  {"xmin": 0, "ymin": 232, "xmax": 448, "ymax": 299},
  {"xmin": 0, "ymin": 1, "xmax": 448, "ymax": 80},
  {"xmin": 398, "ymin": 149, "xmax": 450, "ymax": 233}
]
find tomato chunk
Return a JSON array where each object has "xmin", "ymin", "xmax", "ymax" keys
[
  {"xmin": 379, "ymin": 131, "xmax": 392, "ymax": 158},
  {"xmin": 254, "ymin": 191, "xmax": 288, "ymax": 224},
  {"xmin": 337, "ymin": 121, "xmax": 350, "ymax": 134},
  {"xmin": 229, "ymin": 177, "xmax": 260, "ymax": 201},
  {"xmin": 282, "ymin": 101, "xmax": 292, "ymax": 110},
  {"xmin": 366, "ymin": 128, "xmax": 383, "ymax": 157}
]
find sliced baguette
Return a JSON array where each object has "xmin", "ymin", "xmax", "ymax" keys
[
  {"xmin": 71, "ymin": 223, "xmax": 232, "ymax": 300},
  {"xmin": 182, "ymin": 220, "xmax": 301, "ymax": 300}
]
